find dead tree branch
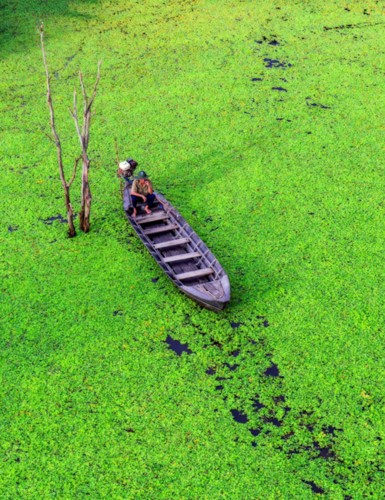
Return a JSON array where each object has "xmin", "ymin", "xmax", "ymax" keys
[
  {"xmin": 70, "ymin": 62, "xmax": 102, "ymax": 233},
  {"xmin": 40, "ymin": 23, "xmax": 76, "ymax": 238}
]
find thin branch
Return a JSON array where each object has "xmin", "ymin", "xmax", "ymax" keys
[
  {"xmin": 43, "ymin": 131, "xmax": 56, "ymax": 144},
  {"xmin": 70, "ymin": 87, "xmax": 84, "ymax": 150},
  {"xmin": 69, "ymin": 155, "xmax": 81, "ymax": 187},
  {"xmin": 40, "ymin": 23, "xmax": 66, "ymax": 187},
  {"xmin": 87, "ymin": 61, "xmax": 102, "ymax": 113},
  {"xmin": 79, "ymin": 70, "xmax": 88, "ymax": 120},
  {"xmin": 82, "ymin": 61, "xmax": 102, "ymax": 149}
]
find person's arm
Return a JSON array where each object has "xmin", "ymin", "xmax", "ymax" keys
[
  {"xmin": 145, "ymin": 180, "xmax": 153, "ymax": 195},
  {"xmin": 130, "ymin": 189, "xmax": 146, "ymax": 201},
  {"xmin": 130, "ymin": 181, "xmax": 146, "ymax": 201}
]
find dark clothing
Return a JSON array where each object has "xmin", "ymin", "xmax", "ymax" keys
[{"xmin": 131, "ymin": 193, "xmax": 156, "ymax": 209}]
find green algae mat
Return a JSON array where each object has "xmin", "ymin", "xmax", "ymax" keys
[{"xmin": 2, "ymin": 0, "xmax": 385, "ymax": 497}]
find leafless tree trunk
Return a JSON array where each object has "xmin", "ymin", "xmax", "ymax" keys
[
  {"xmin": 71, "ymin": 64, "xmax": 101, "ymax": 233},
  {"xmin": 40, "ymin": 24, "xmax": 78, "ymax": 237}
]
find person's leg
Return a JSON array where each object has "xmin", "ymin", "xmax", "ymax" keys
[
  {"xmin": 144, "ymin": 193, "xmax": 156, "ymax": 214},
  {"xmin": 131, "ymin": 195, "xmax": 140, "ymax": 217}
]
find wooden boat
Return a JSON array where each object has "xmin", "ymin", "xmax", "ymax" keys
[{"xmin": 123, "ymin": 183, "xmax": 230, "ymax": 311}]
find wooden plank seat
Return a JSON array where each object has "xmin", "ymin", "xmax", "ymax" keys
[
  {"xmin": 162, "ymin": 252, "xmax": 201, "ymax": 264},
  {"xmin": 154, "ymin": 238, "xmax": 190, "ymax": 250},
  {"xmin": 143, "ymin": 224, "xmax": 178, "ymax": 235},
  {"xmin": 175, "ymin": 268, "xmax": 214, "ymax": 281},
  {"xmin": 137, "ymin": 213, "xmax": 169, "ymax": 224}
]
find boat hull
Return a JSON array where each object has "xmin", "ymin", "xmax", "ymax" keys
[{"xmin": 122, "ymin": 184, "xmax": 230, "ymax": 311}]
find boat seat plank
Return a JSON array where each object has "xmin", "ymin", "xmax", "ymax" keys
[
  {"xmin": 154, "ymin": 238, "xmax": 190, "ymax": 250},
  {"xmin": 143, "ymin": 224, "xmax": 178, "ymax": 235},
  {"xmin": 137, "ymin": 213, "xmax": 169, "ymax": 224},
  {"xmin": 175, "ymin": 268, "xmax": 214, "ymax": 280},
  {"xmin": 162, "ymin": 252, "xmax": 201, "ymax": 264}
]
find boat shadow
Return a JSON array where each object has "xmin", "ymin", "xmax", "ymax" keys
[{"xmin": 158, "ymin": 152, "xmax": 280, "ymax": 312}]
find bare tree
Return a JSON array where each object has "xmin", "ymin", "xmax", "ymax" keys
[
  {"xmin": 40, "ymin": 24, "xmax": 78, "ymax": 237},
  {"xmin": 40, "ymin": 23, "xmax": 101, "ymax": 236},
  {"xmin": 70, "ymin": 63, "xmax": 101, "ymax": 233}
]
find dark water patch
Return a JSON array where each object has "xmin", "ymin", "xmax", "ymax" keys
[
  {"xmin": 8, "ymin": 225, "xmax": 18, "ymax": 232},
  {"xmin": 113, "ymin": 310, "xmax": 123, "ymax": 317},
  {"xmin": 264, "ymin": 58, "xmax": 292, "ymax": 69},
  {"xmin": 215, "ymin": 385, "xmax": 224, "ymax": 391},
  {"xmin": 306, "ymin": 99, "xmax": 331, "ymax": 109},
  {"xmin": 255, "ymin": 36, "xmax": 280, "ymax": 46},
  {"xmin": 313, "ymin": 441, "xmax": 335, "ymax": 460},
  {"xmin": 151, "ymin": 277, "xmax": 159, "ymax": 283},
  {"xmin": 165, "ymin": 335, "xmax": 192, "ymax": 356},
  {"xmin": 211, "ymin": 340, "xmax": 223, "ymax": 349},
  {"xmin": 231, "ymin": 409, "xmax": 249, "ymax": 424},
  {"xmin": 42, "ymin": 214, "xmax": 68, "ymax": 225},
  {"xmin": 224, "ymin": 363, "xmax": 239, "ymax": 371},
  {"xmin": 264, "ymin": 416, "xmax": 282, "ymax": 427},
  {"xmin": 206, "ymin": 367, "xmax": 216, "ymax": 375},
  {"xmin": 306, "ymin": 424, "xmax": 314, "ymax": 432},
  {"xmin": 323, "ymin": 22, "xmax": 381, "ymax": 31},
  {"xmin": 273, "ymin": 395, "xmax": 285, "ymax": 403},
  {"xmin": 272, "ymin": 86, "xmax": 287, "ymax": 92},
  {"xmin": 262, "ymin": 319, "xmax": 269, "ymax": 327},
  {"xmin": 323, "ymin": 425, "xmax": 341, "ymax": 436},
  {"xmin": 230, "ymin": 321, "xmax": 243, "ymax": 329},
  {"xmin": 264, "ymin": 362, "xmax": 280, "ymax": 377},
  {"xmin": 251, "ymin": 441, "xmax": 257, "ymax": 447},
  {"xmin": 251, "ymin": 77, "xmax": 263, "ymax": 81},
  {"xmin": 230, "ymin": 349, "xmax": 240, "ymax": 357},
  {"xmin": 252, "ymin": 397, "xmax": 265, "ymax": 412},
  {"xmin": 300, "ymin": 409, "xmax": 314, "ymax": 417},
  {"xmin": 302, "ymin": 480, "xmax": 325, "ymax": 494},
  {"xmin": 249, "ymin": 428, "xmax": 261, "ymax": 437}
]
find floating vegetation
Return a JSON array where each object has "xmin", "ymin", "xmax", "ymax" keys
[{"xmin": 1, "ymin": 0, "xmax": 385, "ymax": 497}]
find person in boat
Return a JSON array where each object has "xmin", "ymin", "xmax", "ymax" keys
[
  {"xmin": 130, "ymin": 170, "xmax": 156, "ymax": 217},
  {"xmin": 117, "ymin": 158, "xmax": 138, "ymax": 183}
]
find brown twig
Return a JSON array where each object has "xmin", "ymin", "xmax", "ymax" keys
[
  {"xmin": 40, "ymin": 23, "xmax": 76, "ymax": 237},
  {"xmin": 69, "ymin": 156, "xmax": 81, "ymax": 187}
]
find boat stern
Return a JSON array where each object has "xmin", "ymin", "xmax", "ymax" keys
[{"xmin": 181, "ymin": 274, "xmax": 231, "ymax": 311}]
